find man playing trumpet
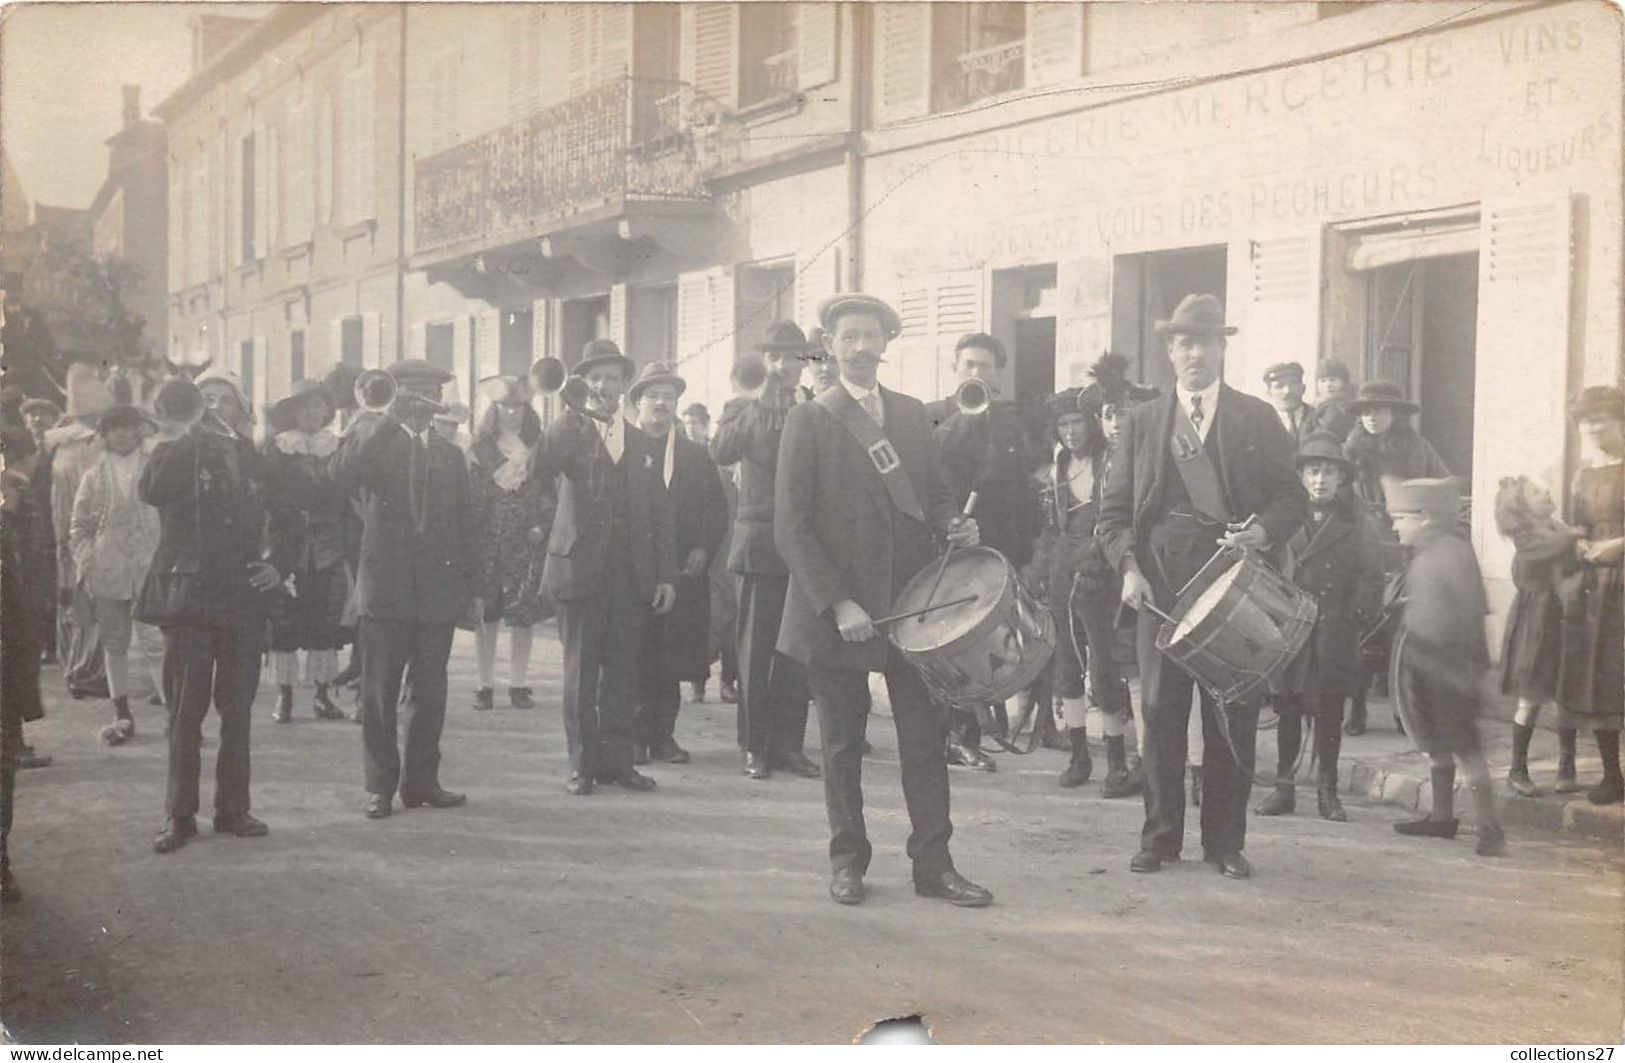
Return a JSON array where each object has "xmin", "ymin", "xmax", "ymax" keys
[{"xmin": 329, "ymin": 360, "xmax": 480, "ymax": 820}]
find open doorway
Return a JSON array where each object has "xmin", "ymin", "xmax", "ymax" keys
[
  {"xmin": 991, "ymin": 264, "xmax": 1056, "ymax": 403},
  {"xmin": 1110, "ymin": 244, "xmax": 1228, "ymax": 391}
]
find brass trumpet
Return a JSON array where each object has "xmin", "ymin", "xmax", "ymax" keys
[
  {"xmin": 954, "ymin": 378, "xmax": 993, "ymax": 416},
  {"xmin": 352, "ymin": 368, "xmax": 449, "ymax": 418},
  {"xmin": 152, "ymin": 376, "xmax": 234, "ymax": 437},
  {"xmin": 530, "ymin": 356, "xmax": 615, "ymax": 423}
]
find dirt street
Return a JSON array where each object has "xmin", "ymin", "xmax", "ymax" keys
[{"xmin": 3, "ymin": 630, "xmax": 1621, "ymax": 1044}]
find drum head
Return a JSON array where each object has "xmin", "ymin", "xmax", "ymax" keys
[
  {"xmin": 1171, "ymin": 562, "xmax": 1244, "ymax": 644},
  {"xmin": 889, "ymin": 547, "xmax": 1007, "ymax": 652}
]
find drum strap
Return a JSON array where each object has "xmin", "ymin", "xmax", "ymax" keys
[
  {"xmin": 1169, "ymin": 406, "xmax": 1230, "ymax": 525},
  {"xmin": 816, "ymin": 387, "xmax": 928, "ymax": 525}
]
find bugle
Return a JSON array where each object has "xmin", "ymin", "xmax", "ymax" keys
[
  {"xmin": 353, "ymin": 368, "xmax": 448, "ymax": 418},
  {"xmin": 954, "ymin": 378, "xmax": 993, "ymax": 416},
  {"xmin": 529, "ymin": 356, "xmax": 614, "ymax": 423},
  {"xmin": 152, "ymin": 376, "xmax": 207, "ymax": 434}
]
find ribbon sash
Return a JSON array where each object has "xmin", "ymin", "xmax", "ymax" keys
[
  {"xmin": 816, "ymin": 388, "xmax": 927, "ymax": 525},
  {"xmin": 1169, "ymin": 403, "xmax": 1230, "ymax": 524}
]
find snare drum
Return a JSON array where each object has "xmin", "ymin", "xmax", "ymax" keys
[
  {"xmin": 1154, "ymin": 547, "xmax": 1318, "ymax": 705},
  {"xmin": 887, "ymin": 547, "xmax": 1055, "ymax": 708}
]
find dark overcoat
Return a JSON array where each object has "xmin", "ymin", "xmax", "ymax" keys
[
  {"xmin": 711, "ymin": 388, "xmax": 796, "ymax": 575},
  {"xmin": 648, "ymin": 430, "xmax": 728, "ymax": 681},
  {"xmin": 927, "ymin": 399, "xmax": 1039, "ymax": 568},
  {"xmin": 328, "ymin": 419, "xmax": 479, "ymax": 626},
  {"xmin": 1274, "ymin": 501, "xmax": 1388, "ymax": 697},
  {"xmin": 774, "ymin": 385, "xmax": 957, "ymax": 673}
]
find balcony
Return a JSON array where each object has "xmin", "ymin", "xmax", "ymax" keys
[{"xmin": 414, "ymin": 77, "xmax": 714, "ymax": 257}]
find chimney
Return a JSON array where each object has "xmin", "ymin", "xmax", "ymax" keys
[{"xmin": 122, "ymin": 85, "xmax": 141, "ymax": 129}]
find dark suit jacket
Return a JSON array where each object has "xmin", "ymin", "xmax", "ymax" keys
[
  {"xmin": 648, "ymin": 430, "xmax": 729, "ymax": 678},
  {"xmin": 527, "ymin": 411, "xmax": 676, "ymax": 604},
  {"xmin": 711, "ymin": 388, "xmax": 797, "ymax": 575},
  {"xmin": 1098, "ymin": 384, "xmax": 1306, "ymax": 596},
  {"xmin": 774, "ymin": 384, "xmax": 957, "ymax": 672},
  {"xmin": 926, "ymin": 398, "xmax": 1039, "ymax": 568},
  {"xmin": 328, "ymin": 419, "xmax": 478, "ymax": 625},
  {"xmin": 137, "ymin": 428, "xmax": 297, "ymax": 629},
  {"xmin": 1274, "ymin": 501, "xmax": 1386, "ymax": 697}
]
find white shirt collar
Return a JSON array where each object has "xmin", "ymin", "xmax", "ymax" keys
[
  {"xmin": 1175, "ymin": 378, "xmax": 1221, "ymax": 413},
  {"xmin": 840, "ymin": 376, "xmax": 879, "ymax": 403}
]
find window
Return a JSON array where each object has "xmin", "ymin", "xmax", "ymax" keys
[
  {"xmin": 932, "ymin": 3, "xmax": 1025, "ymax": 113},
  {"xmin": 739, "ymin": 2, "xmax": 797, "ymax": 107},
  {"xmin": 290, "ymin": 329, "xmax": 306, "ymax": 383},
  {"xmin": 425, "ymin": 321, "xmax": 455, "ymax": 372},
  {"xmin": 240, "ymin": 133, "xmax": 256, "ymax": 262},
  {"xmin": 341, "ymin": 316, "xmax": 364, "ymax": 368}
]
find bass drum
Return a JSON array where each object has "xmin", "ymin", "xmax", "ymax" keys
[{"xmin": 887, "ymin": 547, "xmax": 1054, "ymax": 709}]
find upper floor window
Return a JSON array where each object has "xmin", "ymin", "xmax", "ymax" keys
[
  {"xmin": 739, "ymin": 2, "xmax": 798, "ymax": 107},
  {"xmin": 931, "ymin": 3, "xmax": 1025, "ymax": 113}
]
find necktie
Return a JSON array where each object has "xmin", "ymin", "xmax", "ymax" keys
[
  {"xmin": 861, "ymin": 391, "xmax": 883, "ymax": 427},
  {"xmin": 409, "ymin": 431, "xmax": 428, "ymax": 532},
  {"xmin": 1190, "ymin": 395, "xmax": 1205, "ymax": 437}
]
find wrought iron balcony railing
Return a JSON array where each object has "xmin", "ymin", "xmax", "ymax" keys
[{"xmin": 414, "ymin": 77, "xmax": 713, "ymax": 254}]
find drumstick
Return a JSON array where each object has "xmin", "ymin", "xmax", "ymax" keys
[
  {"xmin": 872, "ymin": 594, "xmax": 979, "ymax": 627},
  {"xmin": 1137, "ymin": 598, "xmax": 1178, "ymax": 626},
  {"xmin": 922, "ymin": 491, "xmax": 979, "ymax": 610}
]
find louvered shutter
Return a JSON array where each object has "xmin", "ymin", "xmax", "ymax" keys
[
  {"xmin": 1056, "ymin": 254, "xmax": 1114, "ymax": 386},
  {"xmin": 1231, "ymin": 233, "xmax": 1320, "ymax": 399},
  {"xmin": 532, "ymin": 298, "xmax": 553, "ymax": 362},
  {"xmin": 476, "ymin": 308, "xmax": 501, "ymax": 380},
  {"xmin": 609, "ymin": 283, "xmax": 629, "ymax": 354},
  {"xmin": 676, "ymin": 267, "xmax": 734, "ymax": 411},
  {"xmin": 1025, "ymin": 3, "xmax": 1086, "ymax": 89},
  {"xmin": 794, "ymin": 245, "xmax": 840, "ymax": 337},
  {"xmin": 566, "ymin": 6, "xmax": 594, "ymax": 97},
  {"xmin": 681, "ymin": 4, "xmax": 739, "ymax": 112},
  {"xmin": 798, "ymin": 3, "xmax": 839, "ymax": 90},
  {"xmin": 288, "ymin": 96, "xmax": 310, "ymax": 242},
  {"xmin": 875, "ymin": 3, "xmax": 931, "ymax": 124},
  {"xmin": 314, "ymin": 93, "xmax": 332, "ymax": 226},
  {"xmin": 509, "ymin": 6, "xmax": 543, "ymax": 122},
  {"xmin": 597, "ymin": 5, "xmax": 631, "ymax": 85},
  {"xmin": 1473, "ymin": 198, "xmax": 1573, "ymax": 575},
  {"xmin": 892, "ymin": 283, "xmax": 932, "ymax": 391},
  {"xmin": 928, "ymin": 268, "xmax": 989, "ymax": 396}
]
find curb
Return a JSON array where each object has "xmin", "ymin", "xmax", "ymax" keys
[{"xmin": 1336, "ymin": 757, "xmax": 1624, "ymax": 846}]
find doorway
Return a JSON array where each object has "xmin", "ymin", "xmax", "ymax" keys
[
  {"xmin": 1110, "ymin": 244, "xmax": 1228, "ymax": 391},
  {"xmin": 991, "ymin": 264, "xmax": 1057, "ymax": 403},
  {"xmin": 560, "ymin": 296, "xmax": 609, "ymax": 366}
]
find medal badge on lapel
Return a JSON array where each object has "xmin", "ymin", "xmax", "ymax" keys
[
  {"xmin": 868, "ymin": 439, "xmax": 900, "ymax": 476},
  {"xmin": 1173, "ymin": 432, "xmax": 1200, "ymax": 461}
]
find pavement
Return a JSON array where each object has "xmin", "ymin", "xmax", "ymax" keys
[{"xmin": 2, "ymin": 627, "xmax": 1621, "ymax": 1044}]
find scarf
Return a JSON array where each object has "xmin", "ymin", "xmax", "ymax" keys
[
  {"xmin": 661, "ymin": 423, "xmax": 677, "ymax": 488},
  {"xmin": 491, "ymin": 431, "xmax": 530, "ymax": 492},
  {"xmin": 274, "ymin": 428, "xmax": 339, "ymax": 458}
]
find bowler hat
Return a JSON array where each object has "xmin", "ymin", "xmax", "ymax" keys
[
  {"xmin": 388, "ymin": 359, "xmax": 454, "ymax": 388},
  {"xmin": 270, "ymin": 379, "xmax": 338, "ymax": 432},
  {"xmin": 628, "ymin": 361, "xmax": 687, "ymax": 405},
  {"xmin": 478, "ymin": 374, "xmax": 533, "ymax": 407},
  {"xmin": 1569, "ymin": 385, "xmax": 1625, "ymax": 423},
  {"xmin": 96, "ymin": 404, "xmax": 151, "ymax": 437},
  {"xmin": 817, "ymin": 294, "xmax": 902, "ymax": 341},
  {"xmin": 756, "ymin": 321, "xmax": 808, "ymax": 353},
  {"xmin": 1263, "ymin": 361, "xmax": 1304, "ymax": 385},
  {"xmin": 1295, "ymin": 430, "xmax": 1350, "ymax": 469},
  {"xmin": 682, "ymin": 402, "xmax": 710, "ymax": 420},
  {"xmin": 1315, "ymin": 356, "xmax": 1351, "ymax": 383},
  {"xmin": 1346, "ymin": 379, "xmax": 1419, "ymax": 416},
  {"xmin": 574, "ymin": 339, "xmax": 635, "ymax": 381},
  {"xmin": 1384, "ymin": 476, "xmax": 1458, "ymax": 522},
  {"xmin": 1154, "ymin": 294, "xmax": 1237, "ymax": 337}
]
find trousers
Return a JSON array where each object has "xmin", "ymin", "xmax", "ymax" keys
[
  {"xmin": 164, "ymin": 623, "xmax": 261, "ymax": 819},
  {"xmin": 736, "ymin": 572, "xmax": 810, "ymax": 757},
  {"xmin": 358, "ymin": 617, "xmax": 454, "ymax": 798},
  {"xmin": 809, "ymin": 653, "xmax": 954, "ymax": 877},
  {"xmin": 556, "ymin": 564, "xmax": 646, "ymax": 779}
]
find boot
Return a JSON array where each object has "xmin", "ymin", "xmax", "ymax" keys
[
  {"xmin": 272, "ymin": 685, "xmax": 293, "ymax": 724},
  {"xmin": 1399, "ymin": 763, "xmax": 1457, "ymax": 837},
  {"xmin": 1101, "ymin": 736, "xmax": 1141, "ymax": 797},
  {"xmin": 472, "ymin": 687, "xmax": 494, "ymax": 712},
  {"xmin": 1507, "ymin": 722, "xmax": 1540, "ymax": 796},
  {"xmin": 312, "ymin": 683, "xmax": 345, "ymax": 720},
  {"xmin": 508, "ymin": 686, "xmax": 535, "ymax": 710},
  {"xmin": 114, "ymin": 694, "xmax": 134, "ymax": 735},
  {"xmin": 1344, "ymin": 690, "xmax": 1367, "ymax": 736},
  {"xmin": 1058, "ymin": 727, "xmax": 1092, "ymax": 788},
  {"xmin": 1554, "ymin": 729, "xmax": 1582, "ymax": 793},
  {"xmin": 1317, "ymin": 785, "xmax": 1347, "ymax": 822},
  {"xmin": 1475, "ymin": 823, "xmax": 1507, "ymax": 857},
  {"xmin": 1255, "ymin": 784, "xmax": 1295, "ymax": 816},
  {"xmin": 1588, "ymin": 731, "xmax": 1624, "ymax": 805}
]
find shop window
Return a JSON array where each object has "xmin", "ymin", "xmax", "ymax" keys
[
  {"xmin": 932, "ymin": 3, "xmax": 1026, "ymax": 113},
  {"xmin": 740, "ymin": 2, "xmax": 799, "ymax": 107}
]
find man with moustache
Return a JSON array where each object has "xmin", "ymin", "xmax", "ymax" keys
[
  {"xmin": 776, "ymin": 294, "xmax": 991, "ymax": 908},
  {"xmin": 1097, "ymin": 294, "xmax": 1306, "ymax": 880}
]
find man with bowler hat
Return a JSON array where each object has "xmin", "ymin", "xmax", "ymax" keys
[
  {"xmin": 1098, "ymin": 293, "xmax": 1306, "ymax": 879},
  {"xmin": 529, "ymin": 339, "xmax": 677, "ymax": 795},
  {"xmin": 776, "ymin": 293, "xmax": 991, "ymax": 907},
  {"xmin": 712, "ymin": 322, "xmax": 823, "ymax": 780},
  {"xmin": 329, "ymin": 359, "xmax": 479, "ymax": 820}
]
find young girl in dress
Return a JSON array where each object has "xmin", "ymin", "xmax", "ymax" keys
[{"xmin": 1492, "ymin": 475, "xmax": 1580, "ymax": 796}]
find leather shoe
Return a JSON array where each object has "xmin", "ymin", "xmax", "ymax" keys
[
  {"xmin": 607, "ymin": 770, "xmax": 657, "ymax": 792},
  {"xmin": 153, "ymin": 815, "xmax": 198, "ymax": 854},
  {"xmin": 1206, "ymin": 850, "xmax": 1251, "ymax": 879},
  {"xmin": 364, "ymin": 794, "xmax": 392, "ymax": 819},
  {"xmin": 1394, "ymin": 815, "xmax": 1458, "ymax": 838},
  {"xmin": 773, "ymin": 750, "xmax": 821, "ymax": 778},
  {"xmin": 212, "ymin": 812, "xmax": 269, "ymax": 836},
  {"xmin": 829, "ymin": 867, "xmax": 865, "ymax": 906},
  {"xmin": 565, "ymin": 774, "xmax": 594, "ymax": 796},
  {"xmin": 472, "ymin": 687, "xmax": 495, "ymax": 712},
  {"xmin": 401, "ymin": 787, "xmax": 467, "ymax": 809},
  {"xmin": 508, "ymin": 686, "xmax": 534, "ymax": 710},
  {"xmin": 947, "ymin": 740, "xmax": 996, "ymax": 772},
  {"xmin": 1130, "ymin": 848, "xmax": 1178, "ymax": 873},
  {"xmin": 914, "ymin": 869, "xmax": 993, "ymax": 908},
  {"xmin": 650, "ymin": 739, "xmax": 691, "ymax": 764},
  {"xmin": 743, "ymin": 751, "xmax": 771, "ymax": 779}
]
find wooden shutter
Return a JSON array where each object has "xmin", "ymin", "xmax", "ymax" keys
[
  {"xmin": 609, "ymin": 284, "xmax": 629, "ymax": 353},
  {"xmin": 1025, "ymin": 3, "xmax": 1086, "ymax": 89},
  {"xmin": 1473, "ymin": 197, "xmax": 1573, "ymax": 574},
  {"xmin": 566, "ymin": 6, "xmax": 594, "ymax": 97},
  {"xmin": 875, "ymin": 2, "xmax": 931, "ymax": 124},
  {"xmin": 476, "ymin": 308, "xmax": 501, "ymax": 380},
  {"xmin": 798, "ymin": 3, "xmax": 839, "ymax": 91},
  {"xmin": 794, "ymin": 245, "xmax": 840, "ymax": 336},
  {"xmin": 1233, "ymin": 233, "xmax": 1321, "ymax": 398},
  {"xmin": 532, "ymin": 298, "xmax": 553, "ymax": 362},
  {"xmin": 596, "ymin": 5, "xmax": 631, "ymax": 85},
  {"xmin": 509, "ymin": 6, "xmax": 543, "ymax": 123},
  {"xmin": 1056, "ymin": 254, "xmax": 1114, "ymax": 386},
  {"xmin": 681, "ymin": 4, "xmax": 739, "ymax": 112},
  {"xmin": 676, "ymin": 266, "xmax": 734, "ymax": 407},
  {"xmin": 929, "ymin": 268, "xmax": 989, "ymax": 395}
]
